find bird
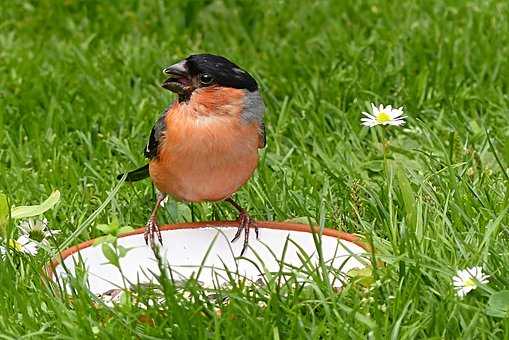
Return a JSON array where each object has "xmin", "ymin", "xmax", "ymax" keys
[{"xmin": 118, "ymin": 54, "xmax": 266, "ymax": 256}]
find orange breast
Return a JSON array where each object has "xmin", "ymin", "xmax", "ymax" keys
[{"xmin": 149, "ymin": 88, "xmax": 261, "ymax": 202}]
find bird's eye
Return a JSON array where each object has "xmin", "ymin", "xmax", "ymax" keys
[{"xmin": 199, "ymin": 73, "xmax": 213, "ymax": 85}]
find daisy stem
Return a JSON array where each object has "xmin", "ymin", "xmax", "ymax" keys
[
  {"xmin": 379, "ymin": 127, "xmax": 388, "ymax": 158},
  {"xmin": 378, "ymin": 126, "xmax": 388, "ymax": 171},
  {"xmin": 480, "ymin": 284, "xmax": 496, "ymax": 295},
  {"xmin": 379, "ymin": 127, "xmax": 396, "ymax": 247}
]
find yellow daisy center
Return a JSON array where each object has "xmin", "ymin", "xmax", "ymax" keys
[
  {"xmin": 376, "ymin": 111, "xmax": 391, "ymax": 123},
  {"xmin": 464, "ymin": 278, "xmax": 476, "ymax": 288},
  {"xmin": 8, "ymin": 239, "xmax": 22, "ymax": 252}
]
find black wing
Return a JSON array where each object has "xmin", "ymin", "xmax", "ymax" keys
[
  {"xmin": 117, "ymin": 164, "xmax": 149, "ymax": 182},
  {"xmin": 116, "ymin": 111, "xmax": 168, "ymax": 182},
  {"xmin": 144, "ymin": 113, "xmax": 167, "ymax": 160}
]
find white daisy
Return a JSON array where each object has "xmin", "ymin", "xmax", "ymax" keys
[
  {"xmin": 0, "ymin": 235, "xmax": 40, "ymax": 256},
  {"xmin": 18, "ymin": 218, "xmax": 59, "ymax": 245},
  {"xmin": 452, "ymin": 266, "xmax": 489, "ymax": 298},
  {"xmin": 361, "ymin": 103, "xmax": 405, "ymax": 127},
  {"xmin": 10, "ymin": 235, "xmax": 39, "ymax": 256}
]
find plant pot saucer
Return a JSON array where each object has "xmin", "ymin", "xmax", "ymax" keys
[{"xmin": 48, "ymin": 221, "xmax": 370, "ymax": 294}]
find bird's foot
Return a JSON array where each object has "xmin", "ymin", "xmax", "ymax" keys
[
  {"xmin": 144, "ymin": 216, "xmax": 163, "ymax": 247},
  {"xmin": 231, "ymin": 211, "xmax": 258, "ymax": 256}
]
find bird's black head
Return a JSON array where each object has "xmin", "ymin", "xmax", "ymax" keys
[{"xmin": 161, "ymin": 54, "xmax": 258, "ymax": 100}]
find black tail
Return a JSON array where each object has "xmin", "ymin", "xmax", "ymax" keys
[{"xmin": 117, "ymin": 164, "xmax": 150, "ymax": 182}]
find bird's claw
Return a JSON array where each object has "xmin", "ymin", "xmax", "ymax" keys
[
  {"xmin": 144, "ymin": 217, "xmax": 163, "ymax": 247},
  {"xmin": 231, "ymin": 212, "xmax": 258, "ymax": 256}
]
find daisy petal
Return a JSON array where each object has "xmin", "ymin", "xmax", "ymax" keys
[
  {"xmin": 361, "ymin": 121, "xmax": 377, "ymax": 127},
  {"xmin": 390, "ymin": 120, "xmax": 405, "ymax": 126},
  {"xmin": 16, "ymin": 235, "xmax": 39, "ymax": 256},
  {"xmin": 361, "ymin": 112, "xmax": 376, "ymax": 119}
]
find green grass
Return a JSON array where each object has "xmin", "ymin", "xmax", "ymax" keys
[{"xmin": 1, "ymin": 0, "xmax": 509, "ymax": 338}]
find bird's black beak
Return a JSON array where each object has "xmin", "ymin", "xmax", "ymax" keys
[{"xmin": 162, "ymin": 60, "xmax": 191, "ymax": 94}]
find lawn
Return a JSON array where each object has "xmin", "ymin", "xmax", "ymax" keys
[{"xmin": 1, "ymin": 0, "xmax": 509, "ymax": 338}]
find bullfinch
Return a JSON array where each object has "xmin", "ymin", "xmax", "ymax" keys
[{"xmin": 118, "ymin": 54, "xmax": 266, "ymax": 256}]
